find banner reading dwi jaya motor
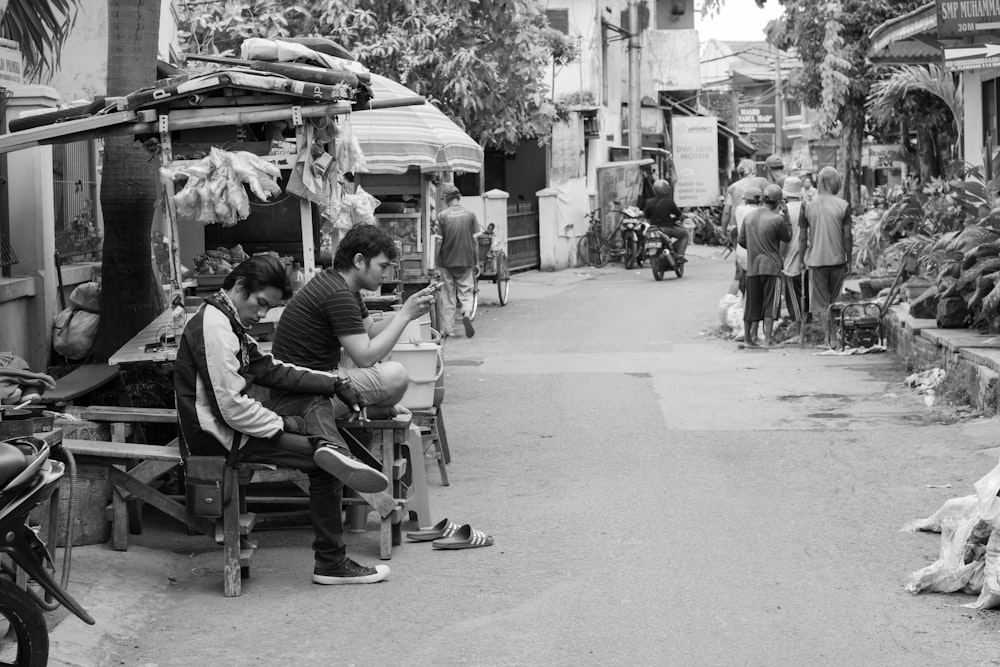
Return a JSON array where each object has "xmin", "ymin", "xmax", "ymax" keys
[{"xmin": 671, "ymin": 116, "xmax": 719, "ymax": 207}]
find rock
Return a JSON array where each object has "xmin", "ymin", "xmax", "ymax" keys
[{"xmin": 937, "ymin": 296, "xmax": 970, "ymax": 328}]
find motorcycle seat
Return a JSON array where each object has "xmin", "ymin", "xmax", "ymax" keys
[{"xmin": 0, "ymin": 441, "xmax": 30, "ymax": 488}]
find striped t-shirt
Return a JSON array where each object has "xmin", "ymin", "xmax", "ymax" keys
[{"xmin": 271, "ymin": 269, "xmax": 369, "ymax": 372}]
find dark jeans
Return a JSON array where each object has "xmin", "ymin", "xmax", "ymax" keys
[
  {"xmin": 660, "ymin": 225, "xmax": 689, "ymax": 258},
  {"xmin": 237, "ymin": 431, "xmax": 345, "ymax": 569}
]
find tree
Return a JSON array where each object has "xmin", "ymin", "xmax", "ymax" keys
[
  {"xmin": 867, "ymin": 65, "xmax": 962, "ymax": 183},
  {"xmin": 702, "ymin": 0, "xmax": 924, "ymax": 209},
  {"xmin": 178, "ymin": 0, "xmax": 568, "ymax": 153},
  {"xmin": 91, "ymin": 1, "xmax": 164, "ymax": 361},
  {"xmin": 3, "ymin": 0, "xmax": 77, "ymax": 82}
]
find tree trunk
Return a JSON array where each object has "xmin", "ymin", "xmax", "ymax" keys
[
  {"xmin": 840, "ymin": 96, "xmax": 864, "ymax": 212},
  {"xmin": 91, "ymin": 0, "xmax": 164, "ymax": 362}
]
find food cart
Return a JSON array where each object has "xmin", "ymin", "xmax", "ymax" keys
[{"xmin": 348, "ymin": 73, "xmax": 484, "ymax": 300}]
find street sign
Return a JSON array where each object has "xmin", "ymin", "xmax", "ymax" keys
[
  {"xmin": 738, "ymin": 105, "xmax": 776, "ymax": 134},
  {"xmin": 0, "ymin": 44, "xmax": 22, "ymax": 85},
  {"xmin": 937, "ymin": 0, "xmax": 1000, "ymax": 38},
  {"xmin": 943, "ymin": 42, "xmax": 1000, "ymax": 70}
]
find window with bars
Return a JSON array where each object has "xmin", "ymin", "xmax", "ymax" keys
[
  {"xmin": 0, "ymin": 234, "xmax": 17, "ymax": 270},
  {"xmin": 52, "ymin": 140, "xmax": 100, "ymax": 259}
]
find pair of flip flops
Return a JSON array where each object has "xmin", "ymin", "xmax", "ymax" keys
[{"xmin": 406, "ymin": 518, "xmax": 494, "ymax": 550}]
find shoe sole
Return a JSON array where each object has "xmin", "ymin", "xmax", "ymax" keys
[
  {"xmin": 314, "ymin": 446, "xmax": 389, "ymax": 493},
  {"xmin": 313, "ymin": 564, "xmax": 390, "ymax": 585},
  {"xmin": 462, "ymin": 316, "xmax": 475, "ymax": 338}
]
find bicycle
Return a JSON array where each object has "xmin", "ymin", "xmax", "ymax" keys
[{"xmin": 578, "ymin": 208, "xmax": 612, "ymax": 267}]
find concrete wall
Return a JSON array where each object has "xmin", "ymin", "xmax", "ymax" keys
[{"xmin": 964, "ymin": 70, "xmax": 985, "ymax": 169}]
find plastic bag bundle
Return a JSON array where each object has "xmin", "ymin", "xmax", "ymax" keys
[
  {"xmin": 905, "ymin": 512, "xmax": 987, "ymax": 595},
  {"xmin": 717, "ymin": 294, "xmax": 740, "ymax": 328},
  {"xmin": 966, "ymin": 528, "xmax": 1000, "ymax": 610},
  {"xmin": 336, "ymin": 118, "xmax": 365, "ymax": 176},
  {"xmin": 160, "ymin": 148, "xmax": 281, "ymax": 227}
]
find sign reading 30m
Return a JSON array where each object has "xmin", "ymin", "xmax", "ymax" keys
[{"xmin": 938, "ymin": 0, "xmax": 1000, "ymax": 37}]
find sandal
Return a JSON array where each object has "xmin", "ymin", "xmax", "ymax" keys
[
  {"xmin": 406, "ymin": 518, "xmax": 461, "ymax": 542},
  {"xmin": 432, "ymin": 524, "xmax": 494, "ymax": 550}
]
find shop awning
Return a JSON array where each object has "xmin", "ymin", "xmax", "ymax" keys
[
  {"xmin": 350, "ymin": 74, "xmax": 484, "ymax": 174},
  {"xmin": 656, "ymin": 98, "xmax": 756, "ymax": 157},
  {"xmin": 868, "ymin": 3, "xmax": 946, "ymax": 65}
]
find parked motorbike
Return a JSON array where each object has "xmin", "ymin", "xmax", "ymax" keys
[
  {"xmin": 644, "ymin": 226, "xmax": 684, "ymax": 281},
  {"xmin": 619, "ymin": 205, "xmax": 648, "ymax": 270},
  {"xmin": 0, "ymin": 436, "xmax": 94, "ymax": 665}
]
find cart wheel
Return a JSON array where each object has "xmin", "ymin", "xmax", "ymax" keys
[
  {"xmin": 468, "ymin": 277, "xmax": 480, "ymax": 321},
  {"xmin": 496, "ymin": 252, "xmax": 510, "ymax": 305}
]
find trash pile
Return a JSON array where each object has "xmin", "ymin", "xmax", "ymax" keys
[
  {"xmin": 904, "ymin": 462, "xmax": 1000, "ymax": 610},
  {"xmin": 905, "ymin": 367, "xmax": 947, "ymax": 407}
]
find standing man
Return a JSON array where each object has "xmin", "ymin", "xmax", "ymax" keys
[
  {"xmin": 643, "ymin": 179, "xmax": 688, "ymax": 263},
  {"xmin": 434, "ymin": 184, "xmax": 478, "ymax": 338},
  {"xmin": 721, "ymin": 158, "xmax": 757, "ymax": 236},
  {"xmin": 738, "ymin": 184, "xmax": 792, "ymax": 348},
  {"xmin": 779, "ymin": 176, "xmax": 808, "ymax": 323},
  {"xmin": 174, "ymin": 254, "xmax": 394, "ymax": 586},
  {"xmin": 799, "ymin": 166, "xmax": 853, "ymax": 349}
]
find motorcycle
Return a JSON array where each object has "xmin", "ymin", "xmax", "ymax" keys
[
  {"xmin": 619, "ymin": 205, "xmax": 648, "ymax": 270},
  {"xmin": 0, "ymin": 436, "xmax": 94, "ymax": 665},
  {"xmin": 644, "ymin": 226, "xmax": 685, "ymax": 281}
]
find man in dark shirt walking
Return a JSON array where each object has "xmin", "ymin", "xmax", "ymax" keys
[
  {"xmin": 434, "ymin": 184, "xmax": 479, "ymax": 338},
  {"xmin": 738, "ymin": 184, "xmax": 792, "ymax": 348},
  {"xmin": 643, "ymin": 179, "xmax": 688, "ymax": 262}
]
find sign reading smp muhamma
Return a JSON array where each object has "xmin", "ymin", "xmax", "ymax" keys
[
  {"xmin": 671, "ymin": 116, "xmax": 719, "ymax": 207},
  {"xmin": 937, "ymin": 0, "xmax": 1000, "ymax": 38}
]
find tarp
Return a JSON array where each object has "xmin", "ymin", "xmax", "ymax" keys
[{"xmin": 351, "ymin": 73, "xmax": 484, "ymax": 174}]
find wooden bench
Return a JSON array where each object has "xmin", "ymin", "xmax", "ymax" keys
[
  {"xmin": 61, "ymin": 437, "xmax": 263, "ymax": 597},
  {"xmin": 41, "ymin": 365, "xmax": 128, "ymax": 408}
]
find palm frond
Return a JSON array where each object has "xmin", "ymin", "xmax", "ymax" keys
[
  {"xmin": 1, "ymin": 0, "xmax": 79, "ymax": 82},
  {"xmin": 867, "ymin": 65, "xmax": 963, "ymax": 135}
]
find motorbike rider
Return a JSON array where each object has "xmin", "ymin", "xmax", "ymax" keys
[{"xmin": 642, "ymin": 179, "xmax": 688, "ymax": 263}]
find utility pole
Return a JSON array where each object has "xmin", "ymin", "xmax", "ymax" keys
[
  {"xmin": 628, "ymin": 0, "xmax": 642, "ymax": 161},
  {"xmin": 773, "ymin": 41, "xmax": 783, "ymax": 157}
]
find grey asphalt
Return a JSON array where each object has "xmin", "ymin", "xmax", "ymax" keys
[{"xmin": 48, "ymin": 244, "xmax": 1000, "ymax": 666}]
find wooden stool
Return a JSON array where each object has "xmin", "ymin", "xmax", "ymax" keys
[
  {"xmin": 340, "ymin": 417, "xmax": 411, "ymax": 559},
  {"xmin": 413, "ymin": 406, "xmax": 450, "ymax": 485}
]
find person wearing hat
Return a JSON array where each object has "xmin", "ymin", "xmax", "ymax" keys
[
  {"xmin": 764, "ymin": 154, "xmax": 786, "ymax": 188},
  {"xmin": 780, "ymin": 176, "xmax": 808, "ymax": 323},
  {"xmin": 738, "ymin": 184, "xmax": 792, "ymax": 348},
  {"xmin": 727, "ymin": 177, "xmax": 767, "ymax": 296},
  {"xmin": 721, "ymin": 158, "xmax": 758, "ymax": 236}
]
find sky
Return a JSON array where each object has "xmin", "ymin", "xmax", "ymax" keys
[{"xmin": 694, "ymin": 1, "xmax": 785, "ymax": 42}]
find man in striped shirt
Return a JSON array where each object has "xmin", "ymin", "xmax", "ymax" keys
[{"xmin": 269, "ymin": 225, "xmax": 437, "ymax": 578}]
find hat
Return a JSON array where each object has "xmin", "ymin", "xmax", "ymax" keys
[
  {"xmin": 742, "ymin": 186, "xmax": 762, "ymax": 203},
  {"xmin": 765, "ymin": 154, "xmax": 783, "ymax": 169},
  {"xmin": 782, "ymin": 176, "xmax": 803, "ymax": 199},
  {"xmin": 763, "ymin": 184, "xmax": 783, "ymax": 204}
]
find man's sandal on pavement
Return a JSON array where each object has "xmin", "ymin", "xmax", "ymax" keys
[
  {"xmin": 406, "ymin": 518, "xmax": 461, "ymax": 542},
  {"xmin": 432, "ymin": 524, "xmax": 494, "ymax": 550}
]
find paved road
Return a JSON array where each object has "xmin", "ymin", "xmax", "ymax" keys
[{"xmin": 51, "ymin": 246, "xmax": 1000, "ymax": 666}]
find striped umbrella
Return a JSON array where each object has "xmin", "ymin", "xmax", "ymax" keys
[{"xmin": 350, "ymin": 73, "xmax": 484, "ymax": 175}]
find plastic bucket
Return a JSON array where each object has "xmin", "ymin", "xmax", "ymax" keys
[{"xmin": 387, "ymin": 342, "xmax": 443, "ymax": 409}]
